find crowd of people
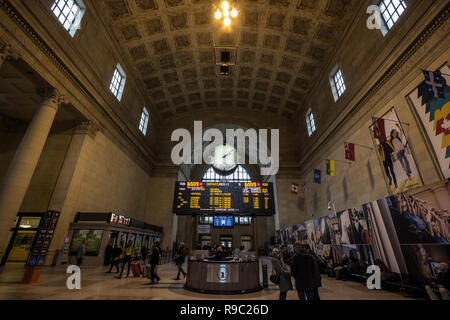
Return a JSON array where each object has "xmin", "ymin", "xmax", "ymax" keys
[
  {"xmin": 271, "ymin": 243, "xmax": 321, "ymax": 300},
  {"xmin": 102, "ymin": 241, "xmax": 188, "ymax": 283}
]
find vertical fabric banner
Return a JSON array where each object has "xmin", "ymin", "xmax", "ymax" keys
[
  {"xmin": 408, "ymin": 65, "xmax": 450, "ymax": 179},
  {"xmin": 314, "ymin": 169, "xmax": 321, "ymax": 184},
  {"xmin": 345, "ymin": 142, "xmax": 355, "ymax": 162},
  {"xmin": 372, "ymin": 117, "xmax": 386, "ymax": 141},
  {"xmin": 326, "ymin": 160, "xmax": 335, "ymax": 176}
]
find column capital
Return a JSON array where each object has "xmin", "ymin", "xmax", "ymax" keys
[
  {"xmin": 0, "ymin": 42, "xmax": 20, "ymax": 67},
  {"xmin": 38, "ymin": 87, "xmax": 65, "ymax": 111},
  {"xmin": 75, "ymin": 121, "xmax": 100, "ymax": 138}
]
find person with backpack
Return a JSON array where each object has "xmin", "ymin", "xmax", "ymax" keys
[{"xmin": 271, "ymin": 248, "xmax": 292, "ymax": 300}]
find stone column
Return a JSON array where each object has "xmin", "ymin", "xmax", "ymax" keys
[
  {"xmin": 0, "ymin": 88, "xmax": 63, "ymax": 260},
  {"xmin": 46, "ymin": 122, "xmax": 98, "ymax": 264}
]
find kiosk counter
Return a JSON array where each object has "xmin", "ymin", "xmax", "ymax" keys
[{"xmin": 185, "ymin": 259, "xmax": 262, "ymax": 294}]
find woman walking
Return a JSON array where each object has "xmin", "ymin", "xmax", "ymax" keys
[{"xmin": 271, "ymin": 248, "xmax": 293, "ymax": 300}]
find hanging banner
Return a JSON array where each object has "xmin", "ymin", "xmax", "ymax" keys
[
  {"xmin": 326, "ymin": 160, "xmax": 335, "ymax": 176},
  {"xmin": 408, "ymin": 65, "xmax": 450, "ymax": 179},
  {"xmin": 345, "ymin": 142, "xmax": 355, "ymax": 162},
  {"xmin": 314, "ymin": 169, "xmax": 321, "ymax": 184},
  {"xmin": 369, "ymin": 107, "xmax": 423, "ymax": 195}
]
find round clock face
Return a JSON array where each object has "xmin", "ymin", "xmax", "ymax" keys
[{"xmin": 212, "ymin": 144, "xmax": 237, "ymax": 172}]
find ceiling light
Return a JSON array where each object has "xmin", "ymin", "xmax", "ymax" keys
[
  {"xmin": 215, "ymin": 10, "xmax": 222, "ymax": 19},
  {"xmin": 231, "ymin": 9, "xmax": 238, "ymax": 18},
  {"xmin": 224, "ymin": 18, "xmax": 231, "ymax": 26},
  {"xmin": 221, "ymin": 1, "xmax": 229, "ymax": 11}
]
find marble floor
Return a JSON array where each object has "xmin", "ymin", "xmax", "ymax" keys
[{"xmin": 0, "ymin": 259, "xmax": 417, "ymax": 300}]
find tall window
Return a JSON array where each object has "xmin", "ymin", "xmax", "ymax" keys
[
  {"xmin": 110, "ymin": 64, "xmax": 126, "ymax": 101},
  {"xmin": 202, "ymin": 165, "xmax": 251, "ymax": 183},
  {"xmin": 51, "ymin": 0, "xmax": 86, "ymax": 37},
  {"xmin": 379, "ymin": 0, "xmax": 407, "ymax": 30},
  {"xmin": 139, "ymin": 107, "xmax": 149, "ymax": 135},
  {"xmin": 330, "ymin": 65, "xmax": 346, "ymax": 101},
  {"xmin": 306, "ymin": 108, "xmax": 316, "ymax": 137}
]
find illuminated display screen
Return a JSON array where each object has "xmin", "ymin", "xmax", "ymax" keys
[
  {"xmin": 173, "ymin": 181, "xmax": 275, "ymax": 216},
  {"xmin": 214, "ymin": 216, "xmax": 234, "ymax": 228}
]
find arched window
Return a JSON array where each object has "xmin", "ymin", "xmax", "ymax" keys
[{"xmin": 202, "ymin": 165, "xmax": 251, "ymax": 182}]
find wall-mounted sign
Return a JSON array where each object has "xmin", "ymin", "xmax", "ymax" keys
[
  {"xmin": 110, "ymin": 213, "xmax": 131, "ymax": 226},
  {"xmin": 26, "ymin": 211, "xmax": 60, "ymax": 267},
  {"xmin": 197, "ymin": 224, "xmax": 211, "ymax": 234}
]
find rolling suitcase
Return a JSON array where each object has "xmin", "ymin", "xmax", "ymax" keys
[{"xmin": 131, "ymin": 261, "xmax": 142, "ymax": 277}]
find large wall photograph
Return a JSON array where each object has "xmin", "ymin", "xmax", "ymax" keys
[
  {"xmin": 276, "ymin": 188, "xmax": 450, "ymax": 289},
  {"xmin": 370, "ymin": 108, "xmax": 423, "ymax": 195}
]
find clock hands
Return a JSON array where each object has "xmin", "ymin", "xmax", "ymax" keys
[{"xmin": 222, "ymin": 150, "xmax": 234, "ymax": 159}]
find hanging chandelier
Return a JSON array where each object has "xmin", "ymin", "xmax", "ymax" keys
[{"xmin": 214, "ymin": 1, "xmax": 238, "ymax": 26}]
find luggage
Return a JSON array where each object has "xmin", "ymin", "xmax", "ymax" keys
[{"xmin": 131, "ymin": 261, "xmax": 142, "ymax": 277}]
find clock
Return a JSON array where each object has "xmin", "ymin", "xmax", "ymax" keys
[{"xmin": 212, "ymin": 144, "xmax": 237, "ymax": 172}]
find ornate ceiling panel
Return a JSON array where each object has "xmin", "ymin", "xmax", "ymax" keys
[{"xmin": 96, "ymin": 0, "xmax": 359, "ymax": 120}]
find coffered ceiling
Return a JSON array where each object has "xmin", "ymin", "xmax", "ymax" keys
[{"xmin": 95, "ymin": 0, "xmax": 360, "ymax": 120}]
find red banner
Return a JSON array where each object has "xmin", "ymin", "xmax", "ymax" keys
[
  {"xmin": 345, "ymin": 142, "xmax": 355, "ymax": 162},
  {"xmin": 372, "ymin": 117, "xmax": 386, "ymax": 141}
]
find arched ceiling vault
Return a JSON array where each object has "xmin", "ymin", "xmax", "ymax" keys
[{"xmin": 95, "ymin": 0, "xmax": 360, "ymax": 121}]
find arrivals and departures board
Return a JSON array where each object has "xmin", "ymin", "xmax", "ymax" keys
[{"xmin": 172, "ymin": 181, "xmax": 275, "ymax": 215}]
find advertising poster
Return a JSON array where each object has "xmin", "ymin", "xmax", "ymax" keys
[
  {"xmin": 370, "ymin": 108, "xmax": 423, "ymax": 195},
  {"xmin": 408, "ymin": 65, "xmax": 450, "ymax": 179},
  {"xmin": 69, "ymin": 230, "xmax": 89, "ymax": 255},
  {"xmin": 85, "ymin": 230, "xmax": 104, "ymax": 256}
]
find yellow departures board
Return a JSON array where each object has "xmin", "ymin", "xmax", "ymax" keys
[{"xmin": 172, "ymin": 181, "xmax": 275, "ymax": 216}]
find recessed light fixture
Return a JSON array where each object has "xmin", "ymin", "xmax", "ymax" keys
[{"xmin": 214, "ymin": 1, "xmax": 238, "ymax": 27}]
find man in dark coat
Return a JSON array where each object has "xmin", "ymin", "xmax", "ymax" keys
[
  {"xmin": 149, "ymin": 243, "xmax": 161, "ymax": 283},
  {"xmin": 291, "ymin": 244, "xmax": 318, "ymax": 300},
  {"xmin": 174, "ymin": 242, "xmax": 186, "ymax": 280}
]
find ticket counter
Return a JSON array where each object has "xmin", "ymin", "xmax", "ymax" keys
[{"xmin": 185, "ymin": 260, "xmax": 262, "ymax": 294}]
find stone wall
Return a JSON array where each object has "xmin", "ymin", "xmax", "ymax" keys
[{"xmin": 281, "ymin": 1, "xmax": 450, "ymax": 228}]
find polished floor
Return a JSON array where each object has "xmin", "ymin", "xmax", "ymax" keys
[{"xmin": 0, "ymin": 259, "xmax": 416, "ymax": 300}]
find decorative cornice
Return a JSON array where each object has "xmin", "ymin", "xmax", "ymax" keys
[{"xmin": 298, "ymin": 3, "xmax": 450, "ymax": 169}]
